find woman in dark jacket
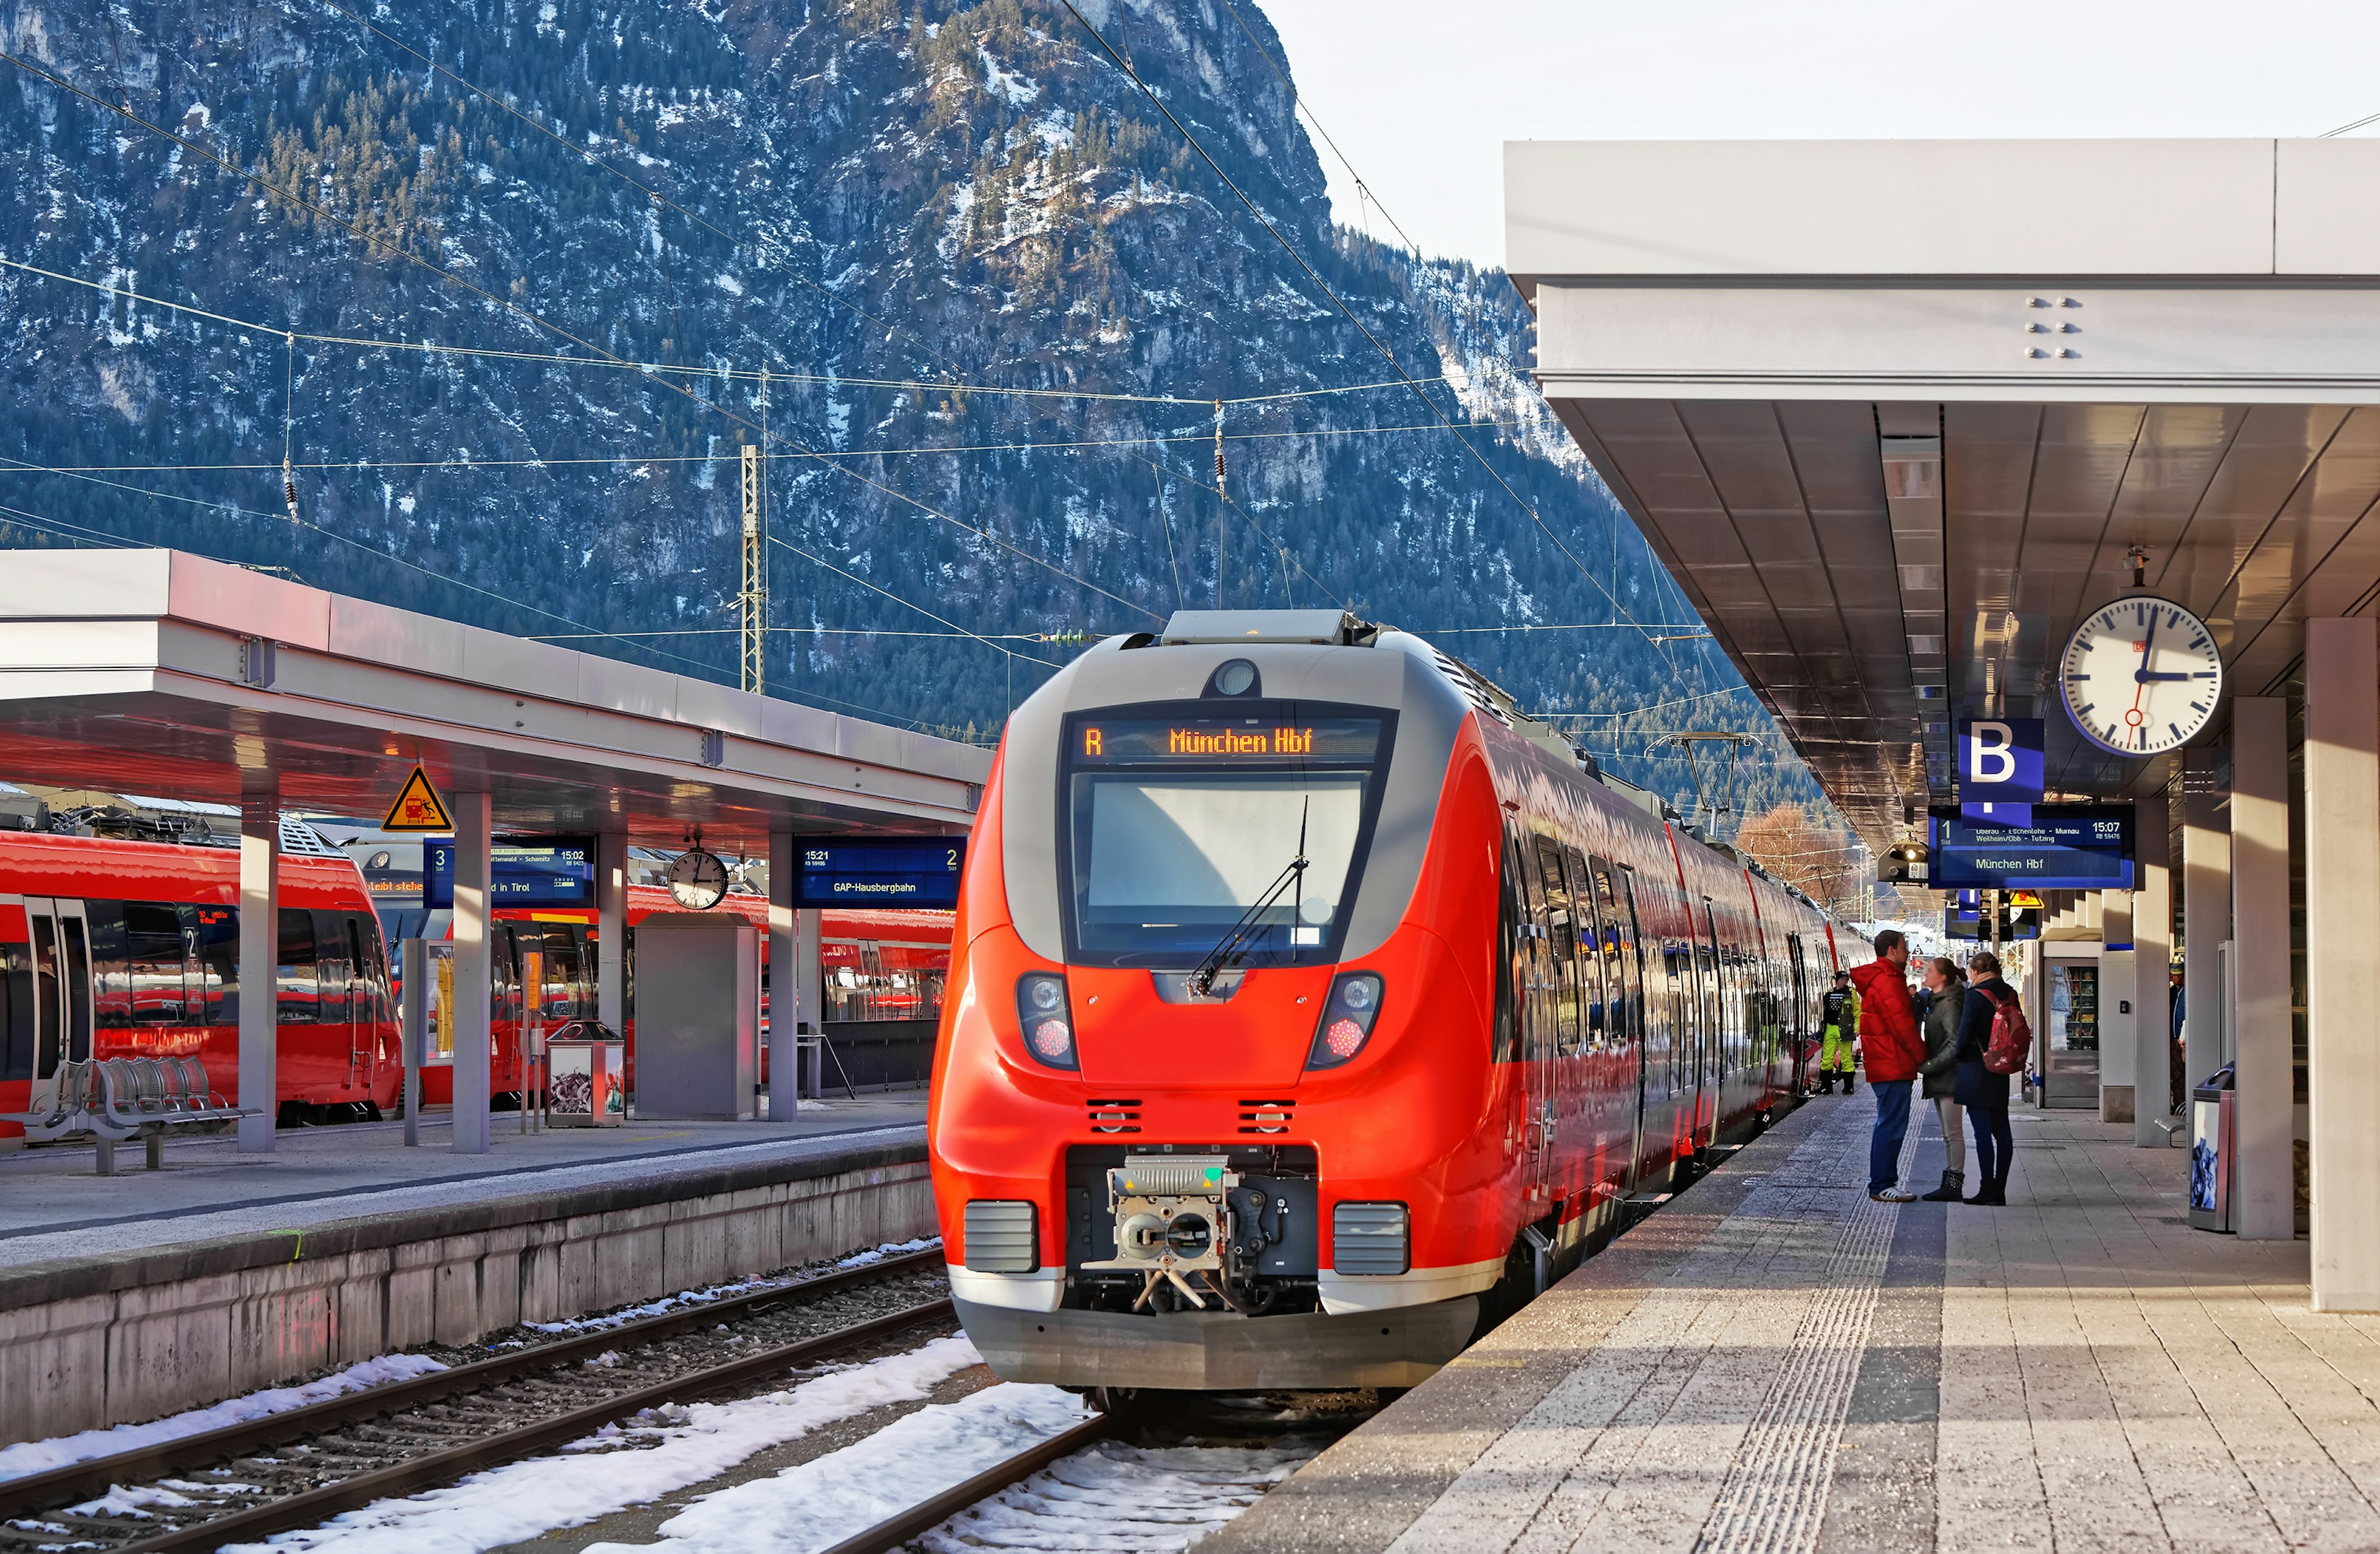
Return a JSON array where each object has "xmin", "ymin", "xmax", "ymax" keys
[
  {"xmin": 1916, "ymin": 958, "xmax": 1967, "ymax": 1201},
  {"xmin": 1957, "ymin": 950, "xmax": 2019, "ymax": 1205}
]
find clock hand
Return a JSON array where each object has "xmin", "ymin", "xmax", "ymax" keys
[
  {"xmin": 2138, "ymin": 671, "xmax": 2193, "ymax": 682},
  {"xmin": 2133, "ymin": 611, "xmax": 2161, "ymax": 684}
]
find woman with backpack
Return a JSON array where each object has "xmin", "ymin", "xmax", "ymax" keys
[{"xmin": 1957, "ymin": 950, "xmax": 2022, "ymax": 1205}]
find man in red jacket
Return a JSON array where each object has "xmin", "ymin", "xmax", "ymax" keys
[{"xmin": 1849, "ymin": 929, "xmax": 1924, "ymax": 1201}]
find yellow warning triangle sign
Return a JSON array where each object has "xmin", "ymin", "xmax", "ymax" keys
[{"xmin": 382, "ymin": 766, "xmax": 455, "ymax": 832}]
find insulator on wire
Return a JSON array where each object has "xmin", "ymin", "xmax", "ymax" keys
[
  {"xmin": 282, "ymin": 459, "xmax": 300, "ymax": 524},
  {"xmin": 1213, "ymin": 398, "xmax": 1225, "ymax": 499}
]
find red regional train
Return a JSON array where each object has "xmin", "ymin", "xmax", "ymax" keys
[
  {"xmin": 928, "ymin": 610, "xmax": 1872, "ymax": 1395},
  {"xmin": 0, "ymin": 819, "xmax": 954, "ymax": 1136}
]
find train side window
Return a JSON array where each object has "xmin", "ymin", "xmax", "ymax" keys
[
  {"xmin": 1616, "ymin": 866, "xmax": 1647, "ymax": 1046},
  {"xmin": 313, "ymin": 910, "xmax": 354, "ymax": 1025},
  {"xmin": 191, "ymin": 908, "xmax": 237, "ymax": 1027},
  {"xmin": 1532, "ymin": 835, "xmax": 1582, "ymax": 1052},
  {"xmin": 123, "ymin": 902, "xmax": 187, "ymax": 1027},
  {"xmin": 277, "ymin": 908, "xmax": 317, "ymax": 1025},
  {"xmin": 86, "ymin": 902, "xmax": 130, "ymax": 1030},
  {"xmin": 29, "ymin": 913, "xmax": 60, "ymax": 1078},
  {"xmin": 1, "ymin": 913, "xmax": 32, "ymax": 1082},
  {"xmin": 1491, "ymin": 835, "xmax": 1521, "ymax": 1063},
  {"xmin": 1664, "ymin": 942, "xmax": 1689, "ymax": 1089},
  {"xmin": 1563, "ymin": 845, "xmax": 1606, "ymax": 1047}
]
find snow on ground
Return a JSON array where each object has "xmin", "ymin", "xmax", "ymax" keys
[
  {"xmin": 917, "ymin": 1438, "xmax": 1322, "ymax": 1553},
  {"xmin": 580, "ymin": 1382, "xmax": 1092, "ymax": 1554},
  {"xmin": 0, "ymin": 1355, "xmax": 449, "ymax": 1484},
  {"xmin": 224, "ymin": 1336, "xmax": 990, "ymax": 1554}
]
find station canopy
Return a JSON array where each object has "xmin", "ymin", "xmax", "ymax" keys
[
  {"xmin": 0, "ymin": 548, "xmax": 988, "ymax": 848},
  {"xmin": 1505, "ymin": 138, "xmax": 2380, "ymax": 849}
]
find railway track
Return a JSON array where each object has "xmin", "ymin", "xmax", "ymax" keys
[{"xmin": 0, "ymin": 1248, "xmax": 956, "ymax": 1554}]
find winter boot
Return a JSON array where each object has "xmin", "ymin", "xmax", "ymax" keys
[
  {"xmin": 1963, "ymin": 1174, "xmax": 2008, "ymax": 1206},
  {"xmin": 1841, "ymin": 1069, "xmax": 1856, "ymax": 1095},
  {"xmin": 1921, "ymin": 1169, "xmax": 1965, "ymax": 1202},
  {"xmin": 1816, "ymin": 1071, "xmax": 1835, "ymax": 1095}
]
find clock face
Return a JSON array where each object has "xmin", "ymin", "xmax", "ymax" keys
[
  {"xmin": 665, "ymin": 847, "xmax": 731, "ymax": 910},
  {"xmin": 2060, "ymin": 596, "xmax": 2224, "ymax": 757}
]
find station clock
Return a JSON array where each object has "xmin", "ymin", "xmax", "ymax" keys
[
  {"xmin": 2059, "ymin": 596, "xmax": 2224, "ymax": 757},
  {"xmin": 664, "ymin": 845, "xmax": 731, "ymax": 910}
]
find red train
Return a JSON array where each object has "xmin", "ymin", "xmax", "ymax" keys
[
  {"xmin": 0, "ymin": 822, "xmax": 953, "ymax": 1136},
  {"xmin": 928, "ymin": 611, "xmax": 1871, "ymax": 1395}
]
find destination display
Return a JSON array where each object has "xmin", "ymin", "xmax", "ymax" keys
[
  {"xmin": 1928, "ymin": 804, "xmax": 2133, "ymax": 890},
  {"xmin": 795, "ymin": 838, "xmax": 964, "ymax": 908},
  {"xmin": 425, "ymin": 835, "xmax": 597, "ymax": 908},
  {"xmin": 1072, "ymin": 716, "xmax": 1383, "ymax": 764}
]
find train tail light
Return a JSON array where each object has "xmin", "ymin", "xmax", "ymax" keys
[
  {"xmin": 1305, "ymin": 972, "xmax": 1383, "ymax": 1070},
  {"xmin": 1015, "ymin": 973, "xmax": 1077, "ymax": 1070}
]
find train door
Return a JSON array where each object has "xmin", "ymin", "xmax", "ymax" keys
[
  {"xmin": 1556, "ymin": 843, "xmax": 1606, "ymax": 1236},
  {"xmin": 20, "ymin": 897, "xmax": 93, "ymax": 1112},
  {"xmin": 315, "ymin": 914, "xmax": 356, "ymax": 1095},
  {"xmin": 1663, "ymin": 940, "xmax": 1691, "ymax": 1174},
  {"xmin": 1515, "ymin": 829, "xmax": 1559, "ymax": 1205},
  {"xmin": 1592, "ymin": 858, "xmax": 1649, "ymax": 1195},
  {"xmin": 1697, "ymin": 900, "xmax": 1723, "ymax": 1149},
  {"xmin": 1787, "ymin": 934, "xmax": 1810, "ymax": 1095}
]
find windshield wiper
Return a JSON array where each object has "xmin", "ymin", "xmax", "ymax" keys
[{"xmin": 1187, "ymin": 799, "xmax": 1308, "ymax": 997}]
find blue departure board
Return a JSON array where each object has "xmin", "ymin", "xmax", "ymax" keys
[
  {"xmin": 424, "ymin": 836, "xmax": 596, "ymax": 908},
  {"xmin": 1929, "ymin": 806, "xmax": 2133, "ymax": 890},
  {"xmin": 795, "ymin": 838, "xmax": 964, "ymax": 908}
]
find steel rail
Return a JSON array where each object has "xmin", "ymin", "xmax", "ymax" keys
[
  {"xmin": 104, "ymin": 1298, "xmax": 957, "ymax": 1554},
  {"xmin": 0, "ymin": 1247, "xmax": 945, "ymax": 1519},
  {"xmin": 812, "ymin": 1412, "xmax": 1123, "ymax": 1554}
]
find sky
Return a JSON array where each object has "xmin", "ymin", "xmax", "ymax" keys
[{"xmin": 1256, "ymin": 0, "xmax": 2380, "ymax": 270}]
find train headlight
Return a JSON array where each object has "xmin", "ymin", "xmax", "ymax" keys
[
  {"xmin": 1306, "ymin": 972, "xmax": 1385, "ymax": 1069},
  {"xmin": 1015, "ymin": 973, "xmax": 1077, "ymax": 1069}
]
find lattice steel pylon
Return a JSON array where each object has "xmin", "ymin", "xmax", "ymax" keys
[{"xmin": 739, "ymin": 441, "xmax": 765, "ymax": 695}]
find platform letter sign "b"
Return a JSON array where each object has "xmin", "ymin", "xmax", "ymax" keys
[{"xmin": 1960, "ymin": 718, "xmax": 2044, "ymax": 825}]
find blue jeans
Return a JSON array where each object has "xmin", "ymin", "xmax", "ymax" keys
[{"xmin": 1869, "ymin": 1079, "xmax": 1914, "ymax": 1195}]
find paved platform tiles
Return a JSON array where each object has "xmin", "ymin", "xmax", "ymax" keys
[
  {"xmin": 1212, "ymin": 1093, "xmax": 2374, "ymax": 1554},
  {"xmin": 0, "ymin": 1094, "xmax": 925, "ymax": 1266}
]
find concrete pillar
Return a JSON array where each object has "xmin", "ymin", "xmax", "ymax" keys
[
  {"xmin": 2099, "ymin": 892, "xmax": 2136, "ymax": 1123},
  {"xmin": 2182, "ymin": 755, "xmax": 2231, "ymax": 1099},
  {"xmin": 2133, "ymin": 792, "xmax": 2172, "ymax": 1145},
  {"xmin": 797, "ymin": 906, "xmax": 827, "ymax": 1095},
  {"xmin": 2305, "ymin": 620, "xmax": 2380, "ymax": 1304},
  {"xmin": 236, "ymin": 781, "xmax": 280, "ymax": 1152},
  {"xmin": 597, "ymin": 832, "xmax": 627, "ymax": 1035},
  {"xmin": 451, "ymin": 791, "xmax": 494, "ymax": 1155},
  {"xmin": 767, "ymin": 832, "xmax": 800, "ymax": 1120},
  {"xmin": 2233, "ymin": 697, "xmax": 2294, "ymax": 1242}
]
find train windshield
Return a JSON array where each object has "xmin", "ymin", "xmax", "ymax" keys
[{"xmin": 1061, "ymin": 708, "xmax": 1391, "ymax": 966}]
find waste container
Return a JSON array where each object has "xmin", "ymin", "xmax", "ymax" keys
[
  {"xmin": 549, "ymin": 1029, "xmax": 627, "ymax": 1128},
  {"xmin": 2189, "ymin": 1065, "xmax": 2236, "ymax": 1232}
]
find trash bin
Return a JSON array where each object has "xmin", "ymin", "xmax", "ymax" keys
[
  {"xmin": 549, "ymin": 1032, "xmax": 626, "ymax": 1128},
  {"xmin": 2189, "ymin": 1064, "xmax": 2236, "ymax": 1233}
]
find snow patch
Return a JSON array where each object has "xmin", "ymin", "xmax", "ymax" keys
[
  {"xmin": 979, "ymin": 50, "xmax": 1038, "ymax": 107},
  {"xmin": 713, "ymin": 273, "xmax": 743, "ymax": 297},
  {"xmin": 223, "ymin": 1338, "xmax": 989, "ymax": 1554},
  {"xmin": 0, "ymin": 1354, "xmax": 448, "ymax": 1485},
  {"xmin": 581, "ymin": 1382, "xmax": 1091, "ymax": 1554}
]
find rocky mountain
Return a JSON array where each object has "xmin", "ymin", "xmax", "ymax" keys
[{"xmin": 0, "ymin": 0, "xmax": 1827, "ymax": 828}]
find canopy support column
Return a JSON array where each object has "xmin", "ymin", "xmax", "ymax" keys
[
  {"xmin": 237, "ymin": 778, "xmax": 279, "ymax": 1152},
  {"xmin": 768, "ymin": 831, "xmax": 800, "ymax": 1120},
  {"xmin": 451, "ymin": 791, "xmax": 494, "ymax": 1155},
  {"xmin": 2305, "ymin": 621, "xmax": 2380, "ymax": 1302},
  {"xmin": 2234, "ymin": 697, "xmax": 2293, "ymax": 1241},
  {"xmin": 2132, "ymin": 792, "xmax": 2172, "ymax": 1145}
]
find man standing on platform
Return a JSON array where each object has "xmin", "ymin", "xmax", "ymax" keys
[
  {"xmin": 1850, "ymin": 929, "xmax": 1924, "ymax": 1202},
  {"xmin": 1817, "ymin": 970, "xmax": 1858, "ymax": 1094}
]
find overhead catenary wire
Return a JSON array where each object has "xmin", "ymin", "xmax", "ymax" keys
[
  {"xmin": 1052, "ymin": 0, "xmax": 1678, "ymax": 657},
  {"xmin": 0, "ymin": 51, "xmax": 1162, "ymax": 631}
]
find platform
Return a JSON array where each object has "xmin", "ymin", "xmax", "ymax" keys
[
  {"xmin": 1211, "ymin": 1093, "xmax": 2370, "ymax": 1554},
  {"xmin": 0, "ymin": 1098, "xmax": 933, "ymax": 1448}
]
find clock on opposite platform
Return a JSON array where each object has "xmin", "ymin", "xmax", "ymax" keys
[
  {"xmin": 664, "ymin": 845, "xmax": 731, "ymax": 910},
  {"xmin": 2059, "ymin": 595, "xmax": 2224, "ymax": 757}
]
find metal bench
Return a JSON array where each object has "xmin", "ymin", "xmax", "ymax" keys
[{"xmin": 2, "ymin": 1056, "xmax": 256, "ymax": 1173}]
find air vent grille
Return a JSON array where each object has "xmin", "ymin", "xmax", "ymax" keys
[
  {"xmin": 1332, "ymin": 1200, "xmax": 1411, "ymax": 1276},
  {"xmin": 1237, "ymin": 1099, "xmax": 1297, "ymax": 1135},
  {"xmin": 1086, "ymin": 1099, "xmax": 1142, "ymax": 1135},
  {"xmin": 962, "ymin": 1200, "xmax": 1036, "ymax": 1273},
  {"xmin": 1429, "ymin": 651, "xmax": 1512, "ymax": 726}
]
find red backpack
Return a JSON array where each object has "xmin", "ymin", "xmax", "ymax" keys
[{"xmin": 1980, "ymin": 983, "xmax": 2033, "ymax": 1075}]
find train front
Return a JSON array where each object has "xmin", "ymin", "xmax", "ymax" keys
[{"xmin": 928, "ymin": 610, "xmax": 1514, "ymax": 1395}]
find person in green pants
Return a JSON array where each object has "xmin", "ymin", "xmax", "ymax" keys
[{"xmin": 1818, "ymin": 970, "xmax": 1859, "ymax": 1094}]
